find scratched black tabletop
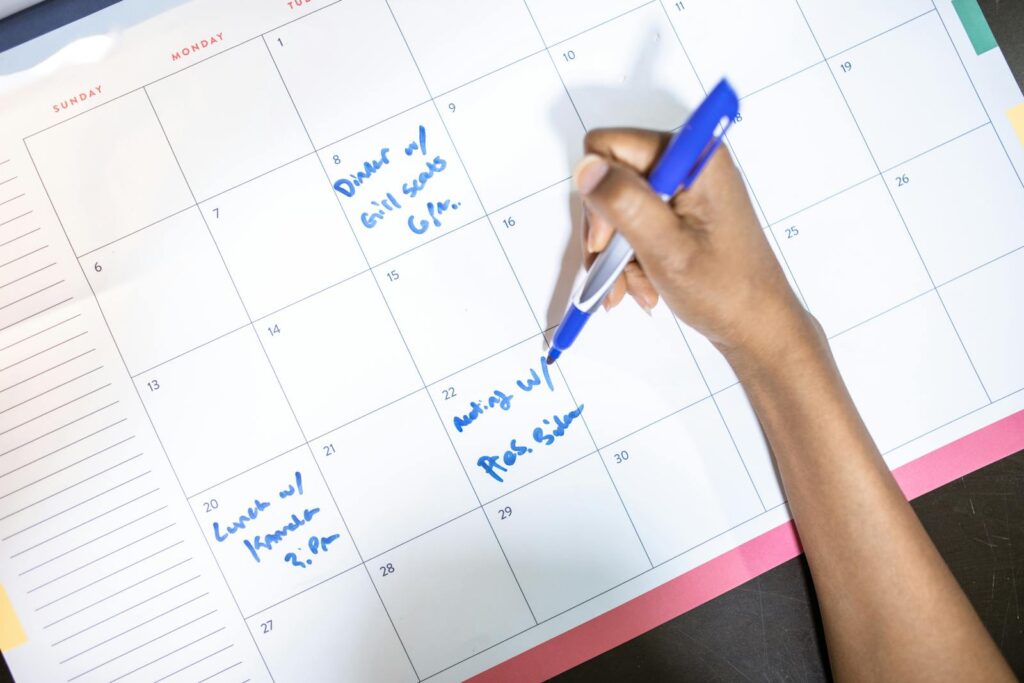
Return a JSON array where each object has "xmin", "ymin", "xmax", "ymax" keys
[{"xmin": 0, "ymin": 2, "xmax": 1022, "ymax": 682}]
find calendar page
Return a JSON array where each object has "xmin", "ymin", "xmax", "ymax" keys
[{"xmin": 1, "ymin": 1, "xmax": 1023, "ymax": 681}]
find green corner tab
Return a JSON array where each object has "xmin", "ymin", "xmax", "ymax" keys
[{"xmin": 952, "ymin": 0, "xmax": 998, "ymax": 55}]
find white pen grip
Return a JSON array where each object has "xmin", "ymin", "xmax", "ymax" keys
[{"xmin": 575, "ymin": 232, "xmax": 635, "ymax": 312}]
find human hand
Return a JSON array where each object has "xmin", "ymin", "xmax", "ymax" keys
[{"xmin": 577, "ymin": 128, "xmax": 823, "ymax": 370}]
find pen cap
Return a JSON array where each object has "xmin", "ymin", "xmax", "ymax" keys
[
  {"xmin": 647, "ymin": 79, "xmax": 740, "ymax": 197},
  {"xmin": 551, "ymin": 304, "xmax": 592, "ymax": 352}
]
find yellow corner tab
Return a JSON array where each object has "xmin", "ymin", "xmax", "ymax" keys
[
  {"xmin": 1010, "ymin": 103, "xmax": 1024, "ymax": 148},
  {"xmin": 0, "ymin": 584, "xmax": 27, "ymax": 651}
]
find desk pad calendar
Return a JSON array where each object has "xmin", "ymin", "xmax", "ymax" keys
[{"xmin": 0, "ymin": 1, "xmax": 1023, "ymax": 681}]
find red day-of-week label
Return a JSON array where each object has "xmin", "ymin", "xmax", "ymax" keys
[
  {"xmin": 170, "ymin": 32, "xmax": 224, "ymax": 62},
  {"xmin": 52, "ymin": 85, "xmax": 103, "ymax": 114}
]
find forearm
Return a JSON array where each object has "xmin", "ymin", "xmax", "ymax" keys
[{"xmin": 729, "ymin": 321, "xmax": 1013, "ymax": 682}]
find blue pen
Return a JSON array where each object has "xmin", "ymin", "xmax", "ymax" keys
[{"xmin": 546, "ymin": 79, "xmax": 740, "ymax": 365}]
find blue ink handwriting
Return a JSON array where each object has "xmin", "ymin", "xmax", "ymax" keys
[
  {"xmin": 243, "ymin": 507, "xmax": 321, "ymax": 562},
  {"xmin": 209, "ymin": 470, "xmax": 344, "ymax": 570},
  {"xmin": 477, "ymin": 404, "xmax": 585, "ymax": 483},
  {"xmin": 332, "ymin": 124, "xmax": 462, "ymax": 236},
  {"xmin": 212, "ymin": 498, "xmax": 271, "ymax": 542},
  {"xmin": 333, "ymin": 147, "xmax": 392, "ymax": 198},
  {"xmin": 450, "ymin": 357, "xmax": 555, "ymax": 434}
]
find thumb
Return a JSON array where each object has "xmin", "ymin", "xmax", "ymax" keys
[{"xmin": 575, "ymin": 154, "xmax": 693, "ymax": 262}]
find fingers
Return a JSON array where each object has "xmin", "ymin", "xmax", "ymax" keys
[
  {"xmin": 604, "ymin": 263, "xmax": 659, "ymax": 312},
  {"xmin": 671, "ymin": 146, "xmax": 751, "ymax": 230},
  {"xmin": 585, "ymin": 210, "xmax": 614, "ymax": 254},
  {"xmin": 585, "ymin": 128, "xmax": 671, "ymax": 174},
  {"xmin": 603, "ymin": 273, "xmax": 627, "ymax": 310},
  {"xmin": 624, "ymin": 262, "xmax": 658, "ymax": 310},
  {"xmin": 575, "ymin": 154, "xmax": 694, "ymax": 260}
]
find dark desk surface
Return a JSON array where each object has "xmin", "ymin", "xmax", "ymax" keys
[{"xmin": 1, "ymin": 2, "xmax": 1023, "ymax": 682}]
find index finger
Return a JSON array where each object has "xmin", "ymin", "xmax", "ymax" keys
[{"xmin": 584, "ymin": 128, "xmax": 672, "ymax": 175}]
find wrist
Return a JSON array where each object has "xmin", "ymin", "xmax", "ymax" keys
[{"xmin": 719, "ymin": 307, "xmax": 833, "ymax": 388}]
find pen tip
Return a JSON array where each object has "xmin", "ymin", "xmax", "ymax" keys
[{"xmin": 546, "ymin": 350, "xmax": 560, "ymax": 365}]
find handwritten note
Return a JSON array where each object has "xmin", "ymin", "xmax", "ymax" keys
[
  {"xmin": 448, "ymin": 357, "xmax": 585, "ymax": 483},
  {"xmin": 332, "ymin": 123, "xmax": 464, "ymax": 236},
  {"xmin": 210, "ymin": 470, "xmax": 342, "ymax": 570}
]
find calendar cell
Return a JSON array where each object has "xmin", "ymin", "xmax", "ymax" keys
[
  {"xmin": 201, "ymin": 156, "xmax": 365, "ymax": 319},
  {"xmin": 429, "ymin": 338, "xmax": 592, "ymax": 502},
  {"xmin": 886, "ymin": 126, "xmax": 1024, "ymax": 284},
  {"xmin": 678, "ymin": 322, "xmax": 736, "ymax": 394},
  {"xmin": 248, "ymin": 567, "xmax": 416, "ymax": 682},
  {"xmin": 372, "ymin": 510, "xmax": 534, "ymax": 677},
  {"xmin": 375, "ymin": 219, "xmax": 538, "ymax": 383},
  {"xmin": 829, "ymin": 13, "xmax": 987, "ymax": 170},
  {"xmin": 799, "ymin": 0, "xmax": 932, "ymax": 55},
  {"xmin": 26, "ymin": 91, "xmax": 192, "ymax": 256},
  {"xmin": 442, "ymin": 53, "xmax": 585, "ymax": 212},
  {"xmin": 314, "ymin": 391, "xmax": 479, "ymax": 559},
  {"xmin": 525, "ymin": 0, "xmax": 648, "ymax": 45},
  {"xmin": 190, "ymin": 448, "xmax": 361, "ymax": 615},
  {"xmin": 830, "ymin": 292, "xmax": 988, "ymax": 455},
  {"xmin": 389, "ymin": 0, "xmax": 543, "ymax": 95},
  {"xmin": 486, "ymin": 455, "xmax": 649, "ymax": 620},
  {"xmin": 137, "ymin": 328, "xmax": 304, "ymax": 496},
  {"xmin": 940, "ymin": 249, "xmax": 1024, "ymax": 400},
  {"xmin": 553, "ymin": 3, "xmax": 704, "ymax": 131},
  {"xmin": 492, "ymin": 179, "xmax": 584, "ymax": 329},
  {"xmin": 146, "ymin": 40, "xmax": 312, "ymax": 200},
  {"xmin": 85, "ymin": 208, "xmax": 248, "ymax": 374},
  {"xmin": 771, "ymin": 178, "xmax": 932, "ymax": 336},
  {"xmin": 552, "ymin": 303, "xmax": 708, "ymax": 448},
  {"xmin": 662, "ymin": 0, "xmax": 821, "ymax": 98},
  {"xmin": 258, "ymin": 272, "xmax": 421, "ymax": 439},
  {"xmin": 267, "ymin": 0, "xmax": 430, "ymax": 147},
  {"xmin": 604, "ymin": 400, "xmax": 764, "ymax": 564},
  {"xmin": 727, "ymin": 63, "xmax": 877, "ymax": 223},
  {"xmin": 318, "ymin": 103, "xmax": 484, "ymax": 265},
  {"xmin": 716, "ymin": 384, "xmax": 786, "ymax": 510}
]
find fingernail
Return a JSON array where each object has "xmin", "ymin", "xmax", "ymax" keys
[{"xmin": 575, "ymin": 154, "xmax": 609, "ymax": 196}]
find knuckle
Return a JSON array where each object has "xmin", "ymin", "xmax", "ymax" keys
[{"xmin": 583, "ymin": 128, "xmax": 610, "ymax": 153}]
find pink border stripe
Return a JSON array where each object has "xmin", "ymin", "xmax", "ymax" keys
[{"xmin": 469, "ymin": 408, "xmax": 1024, "ymax": 683}]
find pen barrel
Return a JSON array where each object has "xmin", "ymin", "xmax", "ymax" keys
[
  {"xmin": 648, "ymin": 79, "xmax": 739, "ymax": 197},
  {"xmin": 576, "ymin": 233, "xmax": 635, "ymax": 312}
]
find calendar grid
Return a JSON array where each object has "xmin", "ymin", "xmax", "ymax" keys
[
  {"xmin": 395, "ymin": 0, "xmax": 662, "ymax": 577},
  {"xmin": 146, "ymin": 64, "xmax": 427, "ymax": 680},
  {"xmin": 236, "ymin": 488, "xmax": 788, "ymax": 683},
  {"xmin": 792, "ymin": 0, "xmax": 993, "ymax": 405},
  {"xmin": 666, "ymin": 0, "xmax": 794, "ymax": 511},
  {"xmin": 17, "ymin": 1, "xmax": 1024, "ymax": 679},
  {"xmin": 259, "ymin": 24, "xmax": 545, "ymax": 646},
  {"xmin": 510, "ymin": 0, "xmax": 689, "ymax": 557}
]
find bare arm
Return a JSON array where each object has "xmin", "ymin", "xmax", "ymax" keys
[{"xmin": 575, "ymin": 129, "xmax": 1014, "ymax": 681}]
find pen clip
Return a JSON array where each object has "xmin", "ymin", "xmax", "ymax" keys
[
  {"xmin": 680, "ymin": 119, "xmax": 732, "ymax": 189},
  {"xmin": 647, "ymin": 79, "xmax": 740, "ymax": 197}
]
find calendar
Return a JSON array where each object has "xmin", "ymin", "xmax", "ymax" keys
[{"xmin": 1, "ymin": 0, "xmax": 1023, "ymax": 681}]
